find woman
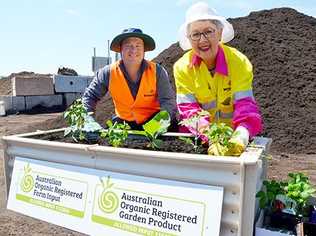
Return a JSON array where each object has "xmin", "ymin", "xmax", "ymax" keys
[{"xmin": 174, "ymin": 2, "xmax": 262, "ymax": 154}]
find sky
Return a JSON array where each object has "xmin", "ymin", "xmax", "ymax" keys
[{"xmin": 0, "ymin": 0, "xmax": 315, "ymax": 77}]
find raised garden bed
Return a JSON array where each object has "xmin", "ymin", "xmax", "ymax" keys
[{"xmin": 3, "ymin": 128, "xmax": 271, "ymax": 236}]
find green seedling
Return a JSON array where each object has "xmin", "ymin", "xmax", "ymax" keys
[
  {"xmin": 178, "ymin": 136, "xmax": 204, "ymax": 153},
  {"xmin": 256, "ymin": 172, "xmax": 316, "ymax": 217},
  {"xmin": 64, "ymin": 99, "xmax": 89, "ymax": 141},
  {"xmin": 204, "ymin": 123, "xmax": 234, "ymax": 156},
  {"xmin": 100, "ymin": 120, "xmax": 130, "ymax": 147},
  {"xmin": 285, "ymin": 172, "xmax": 316, "ymax": 216},
  {"xmin": 141, "ymin": 111, "xmax": 170, "ymax": 149},
  {"xmin": 256, "ymin": 179, "xmax": 287, "ymax": 211},
  {"xmin": 64, "ymin": 98, "xmax": 102, "ymax": 142},
  {"xmin": 179, "ymin": 110, "xmax": 209, "ymax": 152}
]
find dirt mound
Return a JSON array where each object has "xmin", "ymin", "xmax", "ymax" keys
[
  {"xmin": 57, "ymin": 67, "xmax": 78, "ymax": 76},
  {"xmin": 153, "ymin": 8, "xmax": 316, "ymax": 154},
  {"xmin": 0, "ymin": 77, "xmax": 12, "ymax": 95}
]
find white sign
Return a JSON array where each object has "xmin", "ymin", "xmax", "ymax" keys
[{"xmin": 8, "ymin": 157, "xmax": 224, "ymax": 236}]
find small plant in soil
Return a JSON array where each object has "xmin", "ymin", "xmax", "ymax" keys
[
  {"xmin": 178, "ymin": 110, "xmax": 209, "ymax": 152},
  {"xmin": 100, "ymin": 121, "xmax": 130, "ymax": 147},
  {"xmin": 63, "ymin": 99, "xmax": 102, "ymax": 143},
  {"xmin": 141, "ymin": 111, "xmax": 171, "ymax": 149},
  {"xmin": 256, "ymin": 172, "xmax": 316, "ymax": 232},
  {"xmin": 63, "ymin": 99, "xmax": 89, "ymax": 142},
  {"xmin": 256, "ymin": 179, "xmax": 287, "ymax": 211},
  {"xmin": 204, "ymin": 123, "xmax": 234, "ymax": 156},
  {"xmin": 285, "ymin": 172, "xmax": 316, "ymax": 216},
  {"xmin": 178, "ymin": 137, "xmax": 205, "ymax": 154}
]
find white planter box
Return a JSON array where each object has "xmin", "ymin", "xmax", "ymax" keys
[{"xmin": 2, "ymin": 130, "xmax": 271, "ymax": 236}]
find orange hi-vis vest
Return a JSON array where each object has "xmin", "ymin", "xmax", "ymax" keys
[{"xmin": 108, "ymin": 61, "xmax": 161, "ymax": 124}]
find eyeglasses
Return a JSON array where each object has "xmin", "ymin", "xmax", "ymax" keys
[{"xmin": 189, "ymin": 29, "xmax": 216, "ymax": 41}]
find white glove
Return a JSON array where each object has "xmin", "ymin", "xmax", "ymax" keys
[{"xmin": 228, "ymin": 126, "xmax": 249, "ymax": 156}]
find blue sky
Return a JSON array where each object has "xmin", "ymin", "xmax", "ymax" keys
[{"xmin": 1, "ymin": 0, "xmax": 315, "ymax": 76}]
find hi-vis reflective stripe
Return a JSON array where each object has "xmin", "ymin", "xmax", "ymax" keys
[
  {"xmin": 233, "ymin": 90, "xmax": 254, "ymax": 101},
  {"xmin": 201, "ymin": 100, "xmax": 216, "ymax": 110},
  {"xmin": 177, "ymin": 94, "xmax": 197, "ymax": 103},
  {"xmin": 215, "ymin": 111, "xmax": 233, "ymax": 119}
]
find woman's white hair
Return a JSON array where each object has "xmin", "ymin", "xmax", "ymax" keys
[
  {"xmin": 179, "ymin": 2, "xmax": 234, "ymax": 50},
  {"xmin": 186, "ymin": 19, "xmax": 224, "ymax": 37}
]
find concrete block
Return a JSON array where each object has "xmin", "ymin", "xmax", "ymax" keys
[
  {"xmin": 12, "ymin": 76, "xmax": 54, "ymax": 96},
  {"xmin": 12, "ymin": 96, "xmax": 26, "ymax": 112},
  {"xmin": 64, "ymin": 93, "xmax": 83, "ymax": 107},
  {"xmin": 25, "ymin": 95, "xmax": 63, "ymax": 110},
  {"xmin": 0, "ymin": 96, "xmax": 13, "ymax": 111},
  {"xmin": 0, "ymin": 95, "xmax": 25, "ymax": 112},
  {"xmin": 53, "ymin": 75, "xmax": 93, "ymax": 93}
]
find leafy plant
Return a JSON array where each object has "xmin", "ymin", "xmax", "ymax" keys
[
  {"xmin": 178, "ymin": 110, "xmax": 209, "ymax": 152},
  {"xmin": 141, "ymin": 111, "xmax": 170, "ymax": 149},
  {"xmin": 64, "ymin": 99, "xmax": 89, "ymax": 141},
  {"xmin": 64, "ymin": 99, "xmax": 102, "ymax": 142},
  {"xmin": 204, "ymin": 123, "xmax": 234, "ymax": 156},
  {"xmin": 178, "ymin": 136, "xmax": 204, "ymax": 153},
  {"xmin": 285, "ymin": 172, "xmax": 316, "ymax": 215},
  {"xmin": 100, "ymin": 120, "xmax": 130, "ymax": 147},
  {"xmin": 256, "ymin": 172, "xmax": 316, "ymax": 217},
  {"xmin": 256, "ymin": 179, "xmax": 287, "ymax": 210}
]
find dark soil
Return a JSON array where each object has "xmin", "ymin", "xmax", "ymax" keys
[
  {"xmin": 34, "ymin": 131, "xmax": 208, "ymax": 154},
  {"xmin": 57, "ymin": 67, "xmax": 78, "ymax": 76}
]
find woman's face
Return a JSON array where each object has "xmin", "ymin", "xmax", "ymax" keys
[{"xmin": 187, "ymin": 20, "xmax": 222, "ymax": 61}]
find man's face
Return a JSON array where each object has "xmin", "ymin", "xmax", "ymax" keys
[
  {"xmin": 188, "ymin": 20, "xmax": 222, "ymax": 61},
  {"xmin": 120, "ymin": 37, "xmax": 145, "ymax": 65}
]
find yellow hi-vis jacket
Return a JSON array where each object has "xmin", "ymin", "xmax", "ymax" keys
[
  {"xmin": 174, "ymin": 44, "xmax": 254, "ymax": 127},
  {"xmin": 109, "ymin": 61, "xmax": 160, "ymax": 124}
]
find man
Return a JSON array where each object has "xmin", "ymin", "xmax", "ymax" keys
[{"xmin": 82, "ymin": 28, "xmax": 176, "ymax": 130}]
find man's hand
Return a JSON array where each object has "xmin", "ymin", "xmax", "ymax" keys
[
  {"xmin": 84, "ymin": 114, "xmax": 102, "ymax": 132},
  {"xmin": 83, "ymin": 114, "xmax": 103, "ymax": 142}
]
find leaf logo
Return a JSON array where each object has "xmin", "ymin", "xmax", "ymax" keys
[
  {"xmin": 98, "ymin": 176, "xmax": 119, "ymax": 214},
  {"xmin": 20, "ymin": 163, "xmax": 34, "ymax": 193}
]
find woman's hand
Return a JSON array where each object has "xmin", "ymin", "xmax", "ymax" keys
[{"xmin": 227, "ymin": 126, "xmax": 249, "ymax": 156}]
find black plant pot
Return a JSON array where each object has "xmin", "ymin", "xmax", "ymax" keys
[{"xmin": 268, "ymin": 211, "xmax": 302, "ymax": 231}]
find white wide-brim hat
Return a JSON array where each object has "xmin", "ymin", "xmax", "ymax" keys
[{"xmin": 179, "ymin": 1, "xmax": 234, "ymax": 50}]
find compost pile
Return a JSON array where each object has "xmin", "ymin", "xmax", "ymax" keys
[
  {"xmin": 57, "ymin": 66, "xmax": 78, "ymax": 76},
  {"xmin": 2, "ymin": 8, "xmax": 315, "ymax": 154}
]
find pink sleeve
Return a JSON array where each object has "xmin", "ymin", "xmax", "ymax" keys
[
  {"xmin": 177, "ymin": 102, "xmax": 209, "ymax": 142},
  {"xmin": 233, "ymin": 97, "xmax": 263, "ymax": 137}
]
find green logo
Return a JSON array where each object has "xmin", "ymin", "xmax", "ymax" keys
[
  {"xmin": 20, "ymin": 163, "xmax": 34, "ymax": 193},
  {"xmin": 98, "ymin": 176, "xmax": 119, "ymax": 214}
]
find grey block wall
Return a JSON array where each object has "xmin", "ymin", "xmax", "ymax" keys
[
  {"xmin": 1, "ymin": 74, "xmax": 93, "ymax": 114},
  {"xmin": 64, "ymin": 93, "xmax": 83, "ymax": 107},
  {"xmin": 12, "ymin": 76, "xmax": 54, "ymax": 96},
  {"xmin": 0, "ymin": 95, "xmax": 25, "ymax": 113},
  {"xmin": 25, "ymin": 95, "xmax": 63, "ymax": 110},
  {"xmin": 54, "ymin": 75, "xmax": 93, "ymax": 93}
]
